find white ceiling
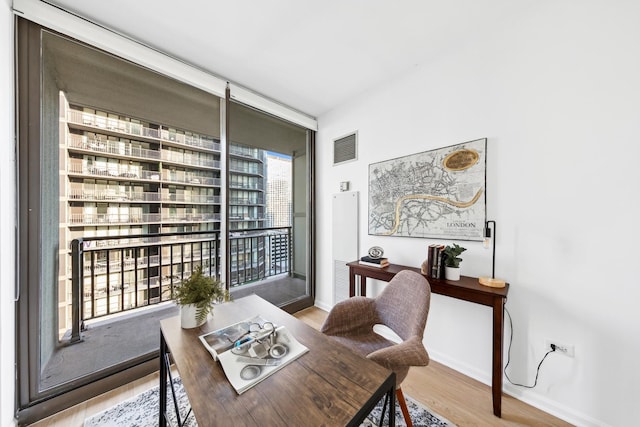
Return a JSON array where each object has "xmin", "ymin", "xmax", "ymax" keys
[{"xmin": 45, "ymin": 0, "xmax": 526, "ymax": 118}]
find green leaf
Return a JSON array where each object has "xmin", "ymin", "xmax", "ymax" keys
[{"xmin": 173, "ymin": 265, "xmax": 230, "ymax": 323}]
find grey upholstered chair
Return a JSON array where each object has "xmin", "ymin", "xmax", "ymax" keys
[{"xmin": 321, "ymin": 270, "xmax": 431, "ymax": 427}]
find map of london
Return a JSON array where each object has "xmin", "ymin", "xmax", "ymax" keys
[{"xmin": 368, "ymin": 138, "xmax": 486, "ymax": 240}]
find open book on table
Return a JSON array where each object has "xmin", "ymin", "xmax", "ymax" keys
[{"xmin": 199, "ymin": 315, "xmax": 309, "ymax": 394}]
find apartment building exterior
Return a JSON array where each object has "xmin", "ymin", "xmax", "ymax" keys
[
  {"xmin": 227, "ymin": 147, "xmax": 293, "ymax": 287},
  {"xmin": 266, "ymin": 152, "xmax": 293, "ymax": 228},
  {"xmin": 58, "ymin": 96, "xmax": 291, "ymax": 334},
  {"xmin": 60, "ymin": 95, "xmax": 222, "ymax": 333},
  {"xmin": 265, "ymin": 153, "xmax": 293, "ymax": 273}
]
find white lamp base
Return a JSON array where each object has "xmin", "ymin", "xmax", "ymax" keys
[{"xmin": 478, "ymin": 276, "xmax": 506, "ymax": 288}]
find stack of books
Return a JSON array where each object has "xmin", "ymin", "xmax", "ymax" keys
[
  {"xmin": 426, "ymin": 244, "xmax": 445, "ymax": 279},
  {"xmin": 359, "ymin": 256, "xmax": 390, "ymax": 268}
]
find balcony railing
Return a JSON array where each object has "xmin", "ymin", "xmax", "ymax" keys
[
  {"xmin": 161, "ymin": 151, "xmax": 220, "ymax": 169},
  {"xmin": 163, "ymin": 174, "xmax": 220, "ymax": 187},
  {"xmin": 228, "ymin": 145, "xmax": 260, "ymax": 159},
  {"xmin": 229, "ymin": 182, "xmax": 263, "ymax": 190},
  {"xmin": 68, "ymin": 159, "xmax": 220, "ymax": 189},
  {"xmin": 162, "ymin": 213, "xmax": 221, "ymax": 222},
  {"xmin": 67, "ymin": 110, "xmax": 220, "ymax": 152},
  {"xmin": 229, "ymin": 164, "xmax": 264, "ymax": 175},
  {"xmin": 69, "ymin": 227, "xmax": 292, "ymax": 343},
  {"xmin": 161, "ymin": 193, "xmax": 221, "ymax": 204},
  {"xmin": 160, "ymin": 129, "xmax": 221, "ymax": 152},
  {"xmin": 229, "ymin": 197, "xmax": 265, "ymax": 205},
  {"xmin": 70, "ymin": 230, "xmax": 221, "ymax": 343},
  {"xmin": 67, "ymin": 133, "xmax": 162, "ymax": 160},
  {"xmin": 69, "ymin": 212, "xmax": 162, "ymax": 225},
  {"xmin": 69, "ymin": 187, "xmax": 161, "ymax": 202},
  {"xmin": 67, "ymin": 109, "xmax": 160, "ymax": 139},
  {"xmin": 68, "ymin": 158, "xmax": 161, "ymax": 181},
  {"xmin": 229, "ymin": 227, "xmax": 292, "ymax": 286}
]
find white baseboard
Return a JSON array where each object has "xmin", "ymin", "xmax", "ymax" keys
[
  {"xmin": 502, "ymin": 384, "xmax": 611, "ymax": 427},
  {"xmin": 428, "ymin": 351, "xmax": 610, "ymax": 427},
  {"xmin": 313, "ymin": 300, "xmax": 332, "ymax": 313},
  {"xmin": 313, "ymin": 305, "xmax": 610, "ymax": 426},
  {"xmin": 429, "ymin": 349, "xmax": 491, "ymax": 385}
]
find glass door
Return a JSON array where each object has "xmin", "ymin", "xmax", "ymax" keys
[
  {"xmin": 16, "ymin": 21, "xmax": 222, "ymax": 423},
  {"xmin": 227, "ymin": 101, "xmax": 315, "ymax": 313},
  {"xmin": 16, "ymin": 18, "xmax": 315, "ymax": 425}
]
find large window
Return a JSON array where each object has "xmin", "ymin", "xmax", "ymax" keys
[
  {"xmin": 16, "ymin": 18, "xmax": 315, "ymax": 424},
  {"xmin": 228, "ymin": 101, "xmax": 314, "ymax": 312},
  {"xmin": 17, "ymin": 21, "xmax": 222, "ymax": 422}
]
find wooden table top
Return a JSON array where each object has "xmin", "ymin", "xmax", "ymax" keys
[
  {"xmin": 160, "ymin": 294, "xmax": 394, "ymax": 426},
  {"xmin": 348, "ymin": 261, "xmax": 509, "ymax": 306}
]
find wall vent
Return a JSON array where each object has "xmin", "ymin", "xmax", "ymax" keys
[{"xmin": 333, "ymin": 132, "xmax": 357, "ymax": 165}]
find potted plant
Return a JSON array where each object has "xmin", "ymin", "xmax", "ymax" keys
[
  {"xmin": 173, "ymin": 265, "xmax": 230, "ymax": 328},
  {"xmin": 443, "ymin": 243, "xmax": 467, "ymax": 281}
]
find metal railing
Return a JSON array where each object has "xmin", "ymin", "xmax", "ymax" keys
[
  {"xmin": 163, "ymin": 174, "xmax": 220, "ymax": 186},
  {"xmin": 70, "ymin": 230, "xmax": 221, "ymax": 343},
  {"xmin": 161, "ymin": 150, "xmax": 220, "ymax": 169},
  {"xmin": 69, "ymin": 187, "xmax": 161, "ymax": 202},
  {"xmin": 228, "ymin": 145, "xmax": 260, "ymax": 159},
  {"xmin": 229, "ymin": 196, "xmax": 265, "ymax": 205},
  {"xmin": 229, "ymin": 227, "xmax": 292, "ymax": 287},
  {"xmin": 68, "ymin": 158, "xmax": 162, "ymax": 181},
  {"xmin": 160, "ymin": 193, "xmax": 221, "ymax": 204},
  {"xmin": 67, "ymin": 110, "xmax": 220, "ymax": 152},
  {"xmin": 69, "ymin": 227, "xmax": 292, "ymax": 343},
  {"xmin": 67, "ymin": 133, "xmax": 162, "ymax": 160},
  {"xmin": 69, "ymin": 212, "xmax": 162, "ymax": 225}
]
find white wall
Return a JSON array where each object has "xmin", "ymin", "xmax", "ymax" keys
[
  {"xmin": 0, "ymin": 0, "xmax": 16, "ymax": 425},
  {"xmin": 316, "ymin": 1, "xmax": 640, "ymax": 426}
]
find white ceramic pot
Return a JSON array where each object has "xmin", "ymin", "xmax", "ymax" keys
[
  {"xmin": 180, "ymin": 304, "xmax": 207, "ymax": 329},
  {"xmin": 444, "ymin": 266, "xmax": 461, "ymax": 281}
]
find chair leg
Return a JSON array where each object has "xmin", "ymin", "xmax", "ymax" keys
[{"xmin": 396, "ymin": 388, "xmax": 413, "ymax": 427}]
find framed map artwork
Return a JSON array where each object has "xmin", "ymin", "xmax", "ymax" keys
[{"xmin": 368, "ymin": 138, "xmax": 486, "ymax": 241}]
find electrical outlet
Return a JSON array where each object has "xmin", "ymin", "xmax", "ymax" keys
[{"xmin": 545, "ymin": 339, "xmax": 575, "ymax": 357}]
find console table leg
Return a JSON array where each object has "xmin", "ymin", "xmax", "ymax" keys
[
  {"xmin": 492, "ymin": 298, "xmax": 505, "ymax": 417},
  {"xmin": 349, "ymin": 266, "xmax": 356, "ymax": 297}
]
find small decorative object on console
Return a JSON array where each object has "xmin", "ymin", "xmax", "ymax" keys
[
  {"xmin": 478, "ymin": 220, "xmax": 506, "ymax": 288},
  {"xmin": 443, "ymin": 243, "xmax": 466, "ymax": 281},
  {"xmin": 360, "ymin": 246, "xmax": 388, "ymax": 268},
  {"xmin": 367, "ymin": 246, "xmax": 384, "ymax": 259}
]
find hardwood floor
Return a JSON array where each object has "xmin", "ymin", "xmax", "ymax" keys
[{"xmin": 29, "ymin": 306, "xmax": 573, "ymax": 427}]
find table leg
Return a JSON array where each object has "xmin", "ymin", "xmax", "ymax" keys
[
  {"xmin": 359, "ymin": 275, "xmax": 366, "ymax": 297},
  {"xmin": 349, "ymin": 266, "xmax": 356, "ymax": 297},
  {"xmin": 388, "ymin": 381, "xmax": 395, "ymax": 426},
  {"xmin": 374, "ymin": 375, "xmax": 396, "ymax": 427},
  {"xmin": 492, "ymin": 298, "xmax": 505, "ymax": 417},
  {"xmin": 160, "ymin": 332, "xmax": 167, "ymax": 427}
]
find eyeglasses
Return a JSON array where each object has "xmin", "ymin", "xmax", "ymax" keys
[{"xmin": 230, "ymin": 322, "xmax": 275, "ymax": 348}]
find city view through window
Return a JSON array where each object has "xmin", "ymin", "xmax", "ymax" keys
[
  {"xmin": 59, "ymin": 98, "xmax": 293, "ymax": 337},
  {"xmin": 17, "ymin": 27, "xmax": 312, "ymax": 414}
]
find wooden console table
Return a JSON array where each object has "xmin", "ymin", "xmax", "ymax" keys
[{"xmin": 347, "ymin": 261, "xmax": 509, "ymax": 417}]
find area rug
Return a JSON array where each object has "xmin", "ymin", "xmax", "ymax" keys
[{"xmin": 84, "ymin": 377, "xmax": 455, "ymax": 427}]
